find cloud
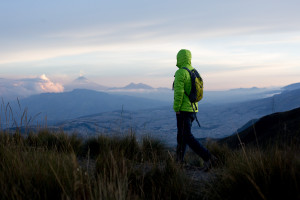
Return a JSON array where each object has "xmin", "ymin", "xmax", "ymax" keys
[
  {"xmin": 0, "ymin": 75, "xmax": 64, "ymax": 100},
  {"xmin": 39, "ymin": 74, "xmax": 64, "ymax": 93}
]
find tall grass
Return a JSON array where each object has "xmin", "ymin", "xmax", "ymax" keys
[
  {"xmin": 1, "ymin": 128, "xmax": 299, "ymax": 199},
  {"xmin": 202, "ymin": 142, "xmax": 300, "ymax": 200},
  {"xmin": 0, "ymin": 98, "xmax": 44, "ymax": 134},
  {"xmin": 0, "ymin": 145, "xmax": 80, "ymax": 200},
  {"xmin": 0, "ymin": 130, "xmax": 194, "ymax": 200}
]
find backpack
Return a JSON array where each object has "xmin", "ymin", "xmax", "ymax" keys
[
  {"xmin": 182, "ymin": 67, "xmax": 203, "ymax": 103},
  {"xmin": 183, "ymin": 67, "xmax": 203, "ymax": 127}
]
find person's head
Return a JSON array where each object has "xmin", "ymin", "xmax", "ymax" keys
[{"xmin": 176, "ymin": 49, "xmax": 192, "ymax": 68}]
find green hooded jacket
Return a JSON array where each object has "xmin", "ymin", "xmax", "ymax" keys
[{"xmin": 173, "ymin": 49, "xmax": 199, "ymax": 112}]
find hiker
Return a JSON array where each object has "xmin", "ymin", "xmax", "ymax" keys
[{"xmin": 173, "ymin": 49, "xmax": 215, "ymax": 170}]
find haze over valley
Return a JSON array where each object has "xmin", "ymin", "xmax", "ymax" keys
[{"xmin": 2, "ymin": 76, "xmax": 300, "ymax": 145}]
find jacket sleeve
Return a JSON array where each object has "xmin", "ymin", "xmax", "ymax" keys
[{"xmin": 173, "ymin": 69, "xmax": 185, "ymax": 112}]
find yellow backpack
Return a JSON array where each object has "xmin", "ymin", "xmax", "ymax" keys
[
  {"xmin": 183, "ymin": 67, "xmax": 203, "ymax": 128},
  {"xmin": 182, "ymin": 67, "xmax": 203, "ymax": 103}
]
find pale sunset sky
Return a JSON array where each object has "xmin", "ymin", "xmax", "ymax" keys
[{"xmin": 1, "ymin": 0, "xmax": 300, "ymax": 90}]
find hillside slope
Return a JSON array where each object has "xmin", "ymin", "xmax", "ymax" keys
[{"xmin": 220, "ymin": 107, "xmax": 300, "ymax": 148}]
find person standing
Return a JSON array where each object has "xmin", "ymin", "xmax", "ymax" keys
[{"xmin": 173, "ymin": 49, "xmax": 215, "ymax": 169}]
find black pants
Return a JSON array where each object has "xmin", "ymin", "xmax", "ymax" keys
[{"xmin": 176, "ymin": 111, "xmax": 211, "ymax": 162}]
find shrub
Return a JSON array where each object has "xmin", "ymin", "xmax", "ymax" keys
[
  {"xmin": 26, "ymin": 130, "xmax": 82, "ymax": 153},
  {"xmin": 79, "ymin": 133, "xmax": 140, "ymax": 160}
]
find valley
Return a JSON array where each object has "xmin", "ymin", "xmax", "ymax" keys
[{"xmin": 2, "ymin": 80, "xmax": 300, "ymax": 146}]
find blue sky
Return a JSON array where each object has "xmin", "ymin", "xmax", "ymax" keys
[{"xmin": 1, "ymin": 0, "xmax": 300, "ymax": 90}]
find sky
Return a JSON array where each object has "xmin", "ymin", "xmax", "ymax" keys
[{"xmin": 1, "ymin": 0, "xmax": 300, "ymax": 91}]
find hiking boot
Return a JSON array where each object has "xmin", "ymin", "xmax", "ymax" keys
[{"xmin": 202, "ymin": 155, "xmax": 218, "ymax": 172}]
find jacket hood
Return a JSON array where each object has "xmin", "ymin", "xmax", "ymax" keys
[{"xmin": 176, "ymin": 49, "xmax": 192, "ymax": 69}]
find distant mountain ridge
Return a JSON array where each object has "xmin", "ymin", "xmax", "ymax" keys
[
  {"xmin": 228, "ymin": 87, "xmax": 261, "ymax": 92},
  {"xmin": 75, "ymin": 76, "xmax": 88, "ymax": 82},
  {"xmin": 282, "ymin": 82, "xmax": 300, "ymax": 90},
  {"xmin": 123, "ymin": 83, "xmax": 154, "ymax": 90},
  {"xmin": 108, "ymin": 82, "xmax": 156, "ymax": 90},
  {"xmin": 105, "ymin": 82, "xmax": 172, "ymax": 102},
  {"xmin": 64, "ymin": 76, "xmax": 108, "ymax": 91},
  {"xmin": 11, "ymin": 89, "xmax": 168, "ymax": 123}
]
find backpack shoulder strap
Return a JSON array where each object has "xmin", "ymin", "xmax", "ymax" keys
[
  {"xmin": 182, "ymin": 67, "xmax": 192, "ymax": 74},
  {"xmin": 182, "ymin": 67, "xmax": 194, "ymax": 98}
]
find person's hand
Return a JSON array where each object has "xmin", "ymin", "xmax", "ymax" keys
[{"xmin": 176, "ymin": 111, "xmax": 180, "ymax": 115}]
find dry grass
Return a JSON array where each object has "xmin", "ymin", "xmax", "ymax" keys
[
  {"xmin": 1, "ymin": 128, "xmax": 299, "ymax": 200},
  {"xmin": 0, "ymin": 130, "xmax": 193, "ymax": 200},
  {"xmin": 202, "ymin": 141, "xmax": 300, "ymax": 200}
]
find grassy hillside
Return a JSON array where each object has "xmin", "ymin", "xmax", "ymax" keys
[
  {"xmin": 1, "ymin": 105, "xmax": 300, "ymax": 199},
  {"xmin": 0, "ymin": 128, "xmax": 299, "ymax": 200},
  {"xmin": 203, "ymin": 140, "xmax": 300, "ymax": 200},
  {"xmin": 0, "ymin": 130, "xmax": 192, "ymax": 200}
]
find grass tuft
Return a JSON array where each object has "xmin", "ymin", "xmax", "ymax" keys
[{"xmin": 202, "ymin": 143, "xmax": 300, "ymax": 200}]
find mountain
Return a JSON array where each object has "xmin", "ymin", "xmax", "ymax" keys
[
  {"xmin": 109, "ymin": 82, "xmax": 154, "ymax": 90},
  {"xmin": 282, "ymin": 82, "xmax": 300, "ymax": 91},
  {"xmin": 123, "ymin": 83, "xmax": 154, "ymax": 90},
  {"xmin": 65, "ymin": 80, "xmax": 283, "ymax": 104},
  {"xmin": 220, "ymin": 107, "xmax": 300, "ymax": 148},
  {"xmin": 202, "ymin": 87, "xmax": 281, "ymax": 104},
  {"xmin": 202, "ymin": 88, "xmax": 300, "ymax": 137},
  {"xmin": 11, "ymin": 89, "xmax": 168, "ymax": 124},
  {"xmin": 64, "ymin": 76, "xmax": 108, "ymax": 91},
  {"xmin": 74, "ymin": 76, "xmax": 89, "ymax": 82},
  {"xmin": 228, "ymin": 86, "xmax": 261, "ymax": 92},
  {"xmin": 106, "ymin": 83, "xmax": 173, "ymax": 102}
]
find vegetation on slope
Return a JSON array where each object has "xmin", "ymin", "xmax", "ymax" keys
[
  {"xmin": 0, "ymin": 130, "xmax": 191, "ymax": 200},
  {"xmin": 204, "ymin": 141, "xmax": 300, "ymax": 200},
  {"xmin": 0, "ymin": 104, "xmax": 299, "ymax": 199},
  {"xmin": 1, "ymin": 129, "xmax": 299, "ymax": 200}
]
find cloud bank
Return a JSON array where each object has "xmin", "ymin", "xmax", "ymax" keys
[
  {"xmin": 0, "ymin": 1, "xmax": 300, "ymax": 90},
  {"xmin": 0, "ymin": 75, "xmax": 64, "ymax": 100}
]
